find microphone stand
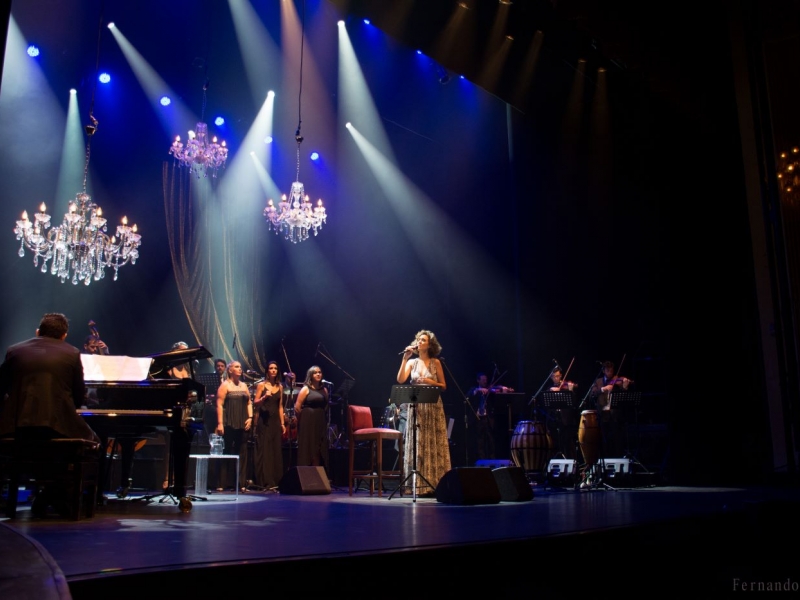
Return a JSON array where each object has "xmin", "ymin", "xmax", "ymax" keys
[
  {"xmin": 316, "ymin": 343, "xmax": 355, "ymax": 450},
  {"xmin": 438, "ymin": 358, "xmax": 476, "ymax": 467},
  {"xmin": 529, "ymin": 366, "xmax": 558, "ymax": 418}
]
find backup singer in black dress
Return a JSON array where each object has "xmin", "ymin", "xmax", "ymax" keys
[
  {"xmin": 294, "ymin": 365, "xmax": 329, "ymax": 470},
  {"xmin": 253, "ymin": 360, "xmax": 285, "ymax": 489},
  {"xmin": 215, "ymin": 361, "xmax": 253, "ymax": 492}
]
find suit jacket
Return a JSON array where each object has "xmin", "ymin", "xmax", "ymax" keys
[{"xmin": 0, "ymin": 335, "xmax": 96, "ymax": 440}]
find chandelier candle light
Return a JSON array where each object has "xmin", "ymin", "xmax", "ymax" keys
[
  {"xmin": 169, "ymin": 82, "xmax": 228, "ymax": 178},
  {"xmin": 263, "ymin": 0, "xmax": 326, "ymax": 243},
  {"xmin": 14, "ymin": 117, "xmax": 142, "ymax": 285}
]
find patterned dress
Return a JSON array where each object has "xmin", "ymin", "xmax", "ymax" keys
[{"xmin": 402, "ymin": 358, "xmax": 451, "ymax": 495}]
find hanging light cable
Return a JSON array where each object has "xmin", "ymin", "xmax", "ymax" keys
[
  {"xmin": 13, "ymin": 4, "xmax": 141, "ymax": 285},
  {"xmin": 263, "ymin": 0, "xmax": 326, "ymax": 243}
]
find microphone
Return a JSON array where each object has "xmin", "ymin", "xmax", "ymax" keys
[
  {"xmin": 246, "ymin": 370, "xmax": 258, "ymax": 375},
  {"xmin": 552, "ymin": 358, "xmax": 561, "ymax": 369},
  {"xmin": 322, "ymin": 379, "xmax": 333, "ymax": 385},
  {"xmin": 596, "ymin": 360, "xmax": 604, "ymax": 365},
  {"xmin": 398, "ymin": 345, "xmax": 418, "ymax": 355},
  {"xmin": 314, "ymin": 342, "xmax": 320, "ymax": 357}
]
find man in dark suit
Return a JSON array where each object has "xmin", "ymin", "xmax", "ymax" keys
[{"xmin": 0, "ymin": 312, "xmax": 98, "ymax": 442}]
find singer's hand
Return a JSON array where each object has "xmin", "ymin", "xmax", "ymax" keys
[{"xmin": 402, "ymin": 345, "xmax": 418, "ymax": 358}]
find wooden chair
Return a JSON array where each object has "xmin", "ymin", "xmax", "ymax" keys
[
  {"xmin": 0, "ymin": 437, "xmax": 101, "ymax": 519},
  {"xmin": 348, "ymin": 405, "xmax": 403, "ymax": 497}
]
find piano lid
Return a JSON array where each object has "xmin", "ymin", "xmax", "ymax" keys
[{"xmin": 147, "ymin": 345, "xmax": 212, "ymax": 368}]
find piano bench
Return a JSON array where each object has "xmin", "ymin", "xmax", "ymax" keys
[{"xmin": 0, "ymin": 438, "xmax": 101, "ymax": 520}]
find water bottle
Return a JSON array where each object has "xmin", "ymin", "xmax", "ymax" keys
[{"xmin": 210, "ymin": 434, "xmax": 224, "ymax": 455}]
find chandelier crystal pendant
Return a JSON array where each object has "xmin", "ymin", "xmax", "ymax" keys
[
  {"xmin": 169, "ymin": 82, "xmax": 228, "ymax": 178},
  {"xmin": 14, "ymin": 120, "xmax": 142, "ymax": 285},
  {"xmin": 263, "ymin": 139, "xmax": 326, "ymax": 243}
]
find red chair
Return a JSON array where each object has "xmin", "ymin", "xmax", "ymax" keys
[{"xmin": 348, "ymin": 405, "xmax": 403, "ymax": 497}]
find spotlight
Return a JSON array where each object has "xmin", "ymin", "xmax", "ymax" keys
[
  {"xmin": 310, "ymin": 152, "xmax": 319, "ymax": 161},
  {"xmin": 160, "ymin": 96, "xmax": 171, "ymax": 106},
  {"xmin": 363, "ymin": 19, "xmax": 370, "ymax": 25},
  {"xmin": 26, "ymin": 45, "xmax": 39, "ymax": 57},
  {"xmin": 264, "ymin": 136, "xmax": 273, "ymax": 144},
  {"xmin": 214, "ymin": 116, "xmax": 225, "ymax": 126},
  {"xmin": 107, "ymin": 22, "xmax": 115, "ymax": 29},
  {"xmin": 98, "ymin": 73, "xmax": 111, "ymax": 84}
]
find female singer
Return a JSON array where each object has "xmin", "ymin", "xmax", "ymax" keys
[
  {"xmin": 294, "ymin": 365, "xmax": 329, "ymax": 469},
  {"xmin": 397, "ymin": 329, "xmax": 450, "ymax": 495},
  {"xmin": 253, "ymin": 360, "xmax": 285, "ymax": 489},
  {"xmin": 215, "ymin": 361, "xmax": 253, "ymax": 492}
]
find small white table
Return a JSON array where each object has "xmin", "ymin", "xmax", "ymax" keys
[{"xmin": 190, "ymin": 454, "xmax": 239, "ymax": 497}]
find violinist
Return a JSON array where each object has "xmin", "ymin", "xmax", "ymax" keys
[
  {"xmin": 591, "ymin": 361, "xmax": 632, "ymax": 411},
  {"xmin": 590, "ymin": 360, "xmax": 633, "ymax": 457},
  {"xmin": 468, "ymin": 372, "xmax": 496, "ymax": 460},
  {"xmin": 549, "ymin": 367, "xmax": 577, "ymax": 392}
]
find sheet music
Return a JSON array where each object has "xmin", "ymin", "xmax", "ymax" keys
[{"xmin": 81, "ymin": 355, "xmax": 153, "ymax": 382}]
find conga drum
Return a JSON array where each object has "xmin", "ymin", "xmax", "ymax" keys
[
  {"xmin": 578, "ymin": 410, "xmax": 600, "ymax": 467},
  {"xmin": 510, "ymin": 421, "xmax": 554, "ymax": 473}
]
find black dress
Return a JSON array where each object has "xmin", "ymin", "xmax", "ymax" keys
[
  {"xmin": 221, "ymin": 387, "xmax": 250, "ymax": 490},
  {"xmin": 254, "ymin": 383, "xmax": 283, "ymax": 488},
  {"xmin": 296, "ymin": 387, "xmax": 328, "ymax": 469}
]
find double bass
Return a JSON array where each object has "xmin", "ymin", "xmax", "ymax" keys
[{"xmin": 281, "ymin": 341, "xmax": 299, "ymax": 443}]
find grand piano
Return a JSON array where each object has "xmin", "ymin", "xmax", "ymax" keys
[{"xmin": 78, "ymin": 346, "xmax": 211, "ymax": 502}]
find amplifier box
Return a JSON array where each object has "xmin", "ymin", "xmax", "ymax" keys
[
  {"xmin": 602, "ymin": 458, "xmax": 632, "ymax": 476},
  {"xmin": 547, "ymin": 459, "xmax": 577, "ymax": 477}
]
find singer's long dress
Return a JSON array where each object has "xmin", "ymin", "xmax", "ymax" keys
[
  {"xmin": 296, "ymin": 387, "xmax": 329, "ymax": 470},
  {"xmin": 255, "ymin": 383, "xmax": 284, "ymax": 488},
  {"xmin": 402, "ymin": 358, "xmax": 451, "ymax": 495}
]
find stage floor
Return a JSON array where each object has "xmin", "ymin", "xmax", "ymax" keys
[{"xmin": 3, "ymin": 476, "xmax": 800, "ymax": 597}]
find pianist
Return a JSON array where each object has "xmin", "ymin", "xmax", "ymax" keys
[{"xmin": 0, "ymin": 312, "xmax": 100, "ymax": 444}]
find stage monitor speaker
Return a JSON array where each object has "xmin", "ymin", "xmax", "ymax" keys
[
  {"xmin": 435, "ymin": 467, "xmax": 501, "ymax": 505},
  {"xmin": 492, "ymin": 466, "xmax": 534, "ymax": 502},
  {"xmin": 278, "ymin": 466, "xmax": 331, "ymax": 495}
]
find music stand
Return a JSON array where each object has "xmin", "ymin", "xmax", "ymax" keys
[
  {"xmin": 540, "ymin": 392, "xmax": 575, "ymax": 411},
  {"xmin": 387, "ymin": 385, "xmax": 440, "ymax": 502},
  {"xmin": 540, "ymin": 391, "xmax": 576, "ymax": 460}
]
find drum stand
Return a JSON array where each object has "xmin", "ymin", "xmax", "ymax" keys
[{"xmin": 574, "ymin": 390, "xmax": 618, "ymax": 492}]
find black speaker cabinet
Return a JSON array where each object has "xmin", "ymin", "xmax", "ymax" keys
[
  {"xmin": 278, "ymin": 466, "xmax": 331, "ymax": 495},
  {"xmin": 435, "ymin": 467, "xmax": 501, "ymax": 505},
  {"xmin": 492, "ymin": 466, "xmax": 534, "ymax": 501}
]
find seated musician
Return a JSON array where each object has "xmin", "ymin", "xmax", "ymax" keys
[
  {"xmin": 468, "ymin": 372, "xmax": 496, "ymax": 460},
  {"xmin": 549, "ymin": 367, "xmax": 577, "ymax": 392},
  {"xmin": 83, "ymin": 334, "xmax": 110, "ymax": 355},
  {"xmin": 590, "ymin": 361, "xmax": 632, "ymax": 411},
  {"xmin": 590, "ymin": 361, "xmax": 633, "ymax": 457},
  {"xmin": 0, "ymin": 313, "xmax": 101, "ymax": 515},
  {"xmin": 168, "ymin": 341, "xmax": 192, "ymax": 379}
]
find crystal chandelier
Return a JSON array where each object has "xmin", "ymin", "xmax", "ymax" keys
[
  {"xmin": 263, "ymin": 1, "xmax": 326, "ymax": 243},
  {"xmin": 263, "ymin": 141, "xmax": 326, "ymax": 243},
  {"xmin": 169, "ymin": 82, "xmax": 228, "ymax": 178},
  {"xmin": 14, "ymin": 116, "xmax": 142, "ymax": 285}
]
